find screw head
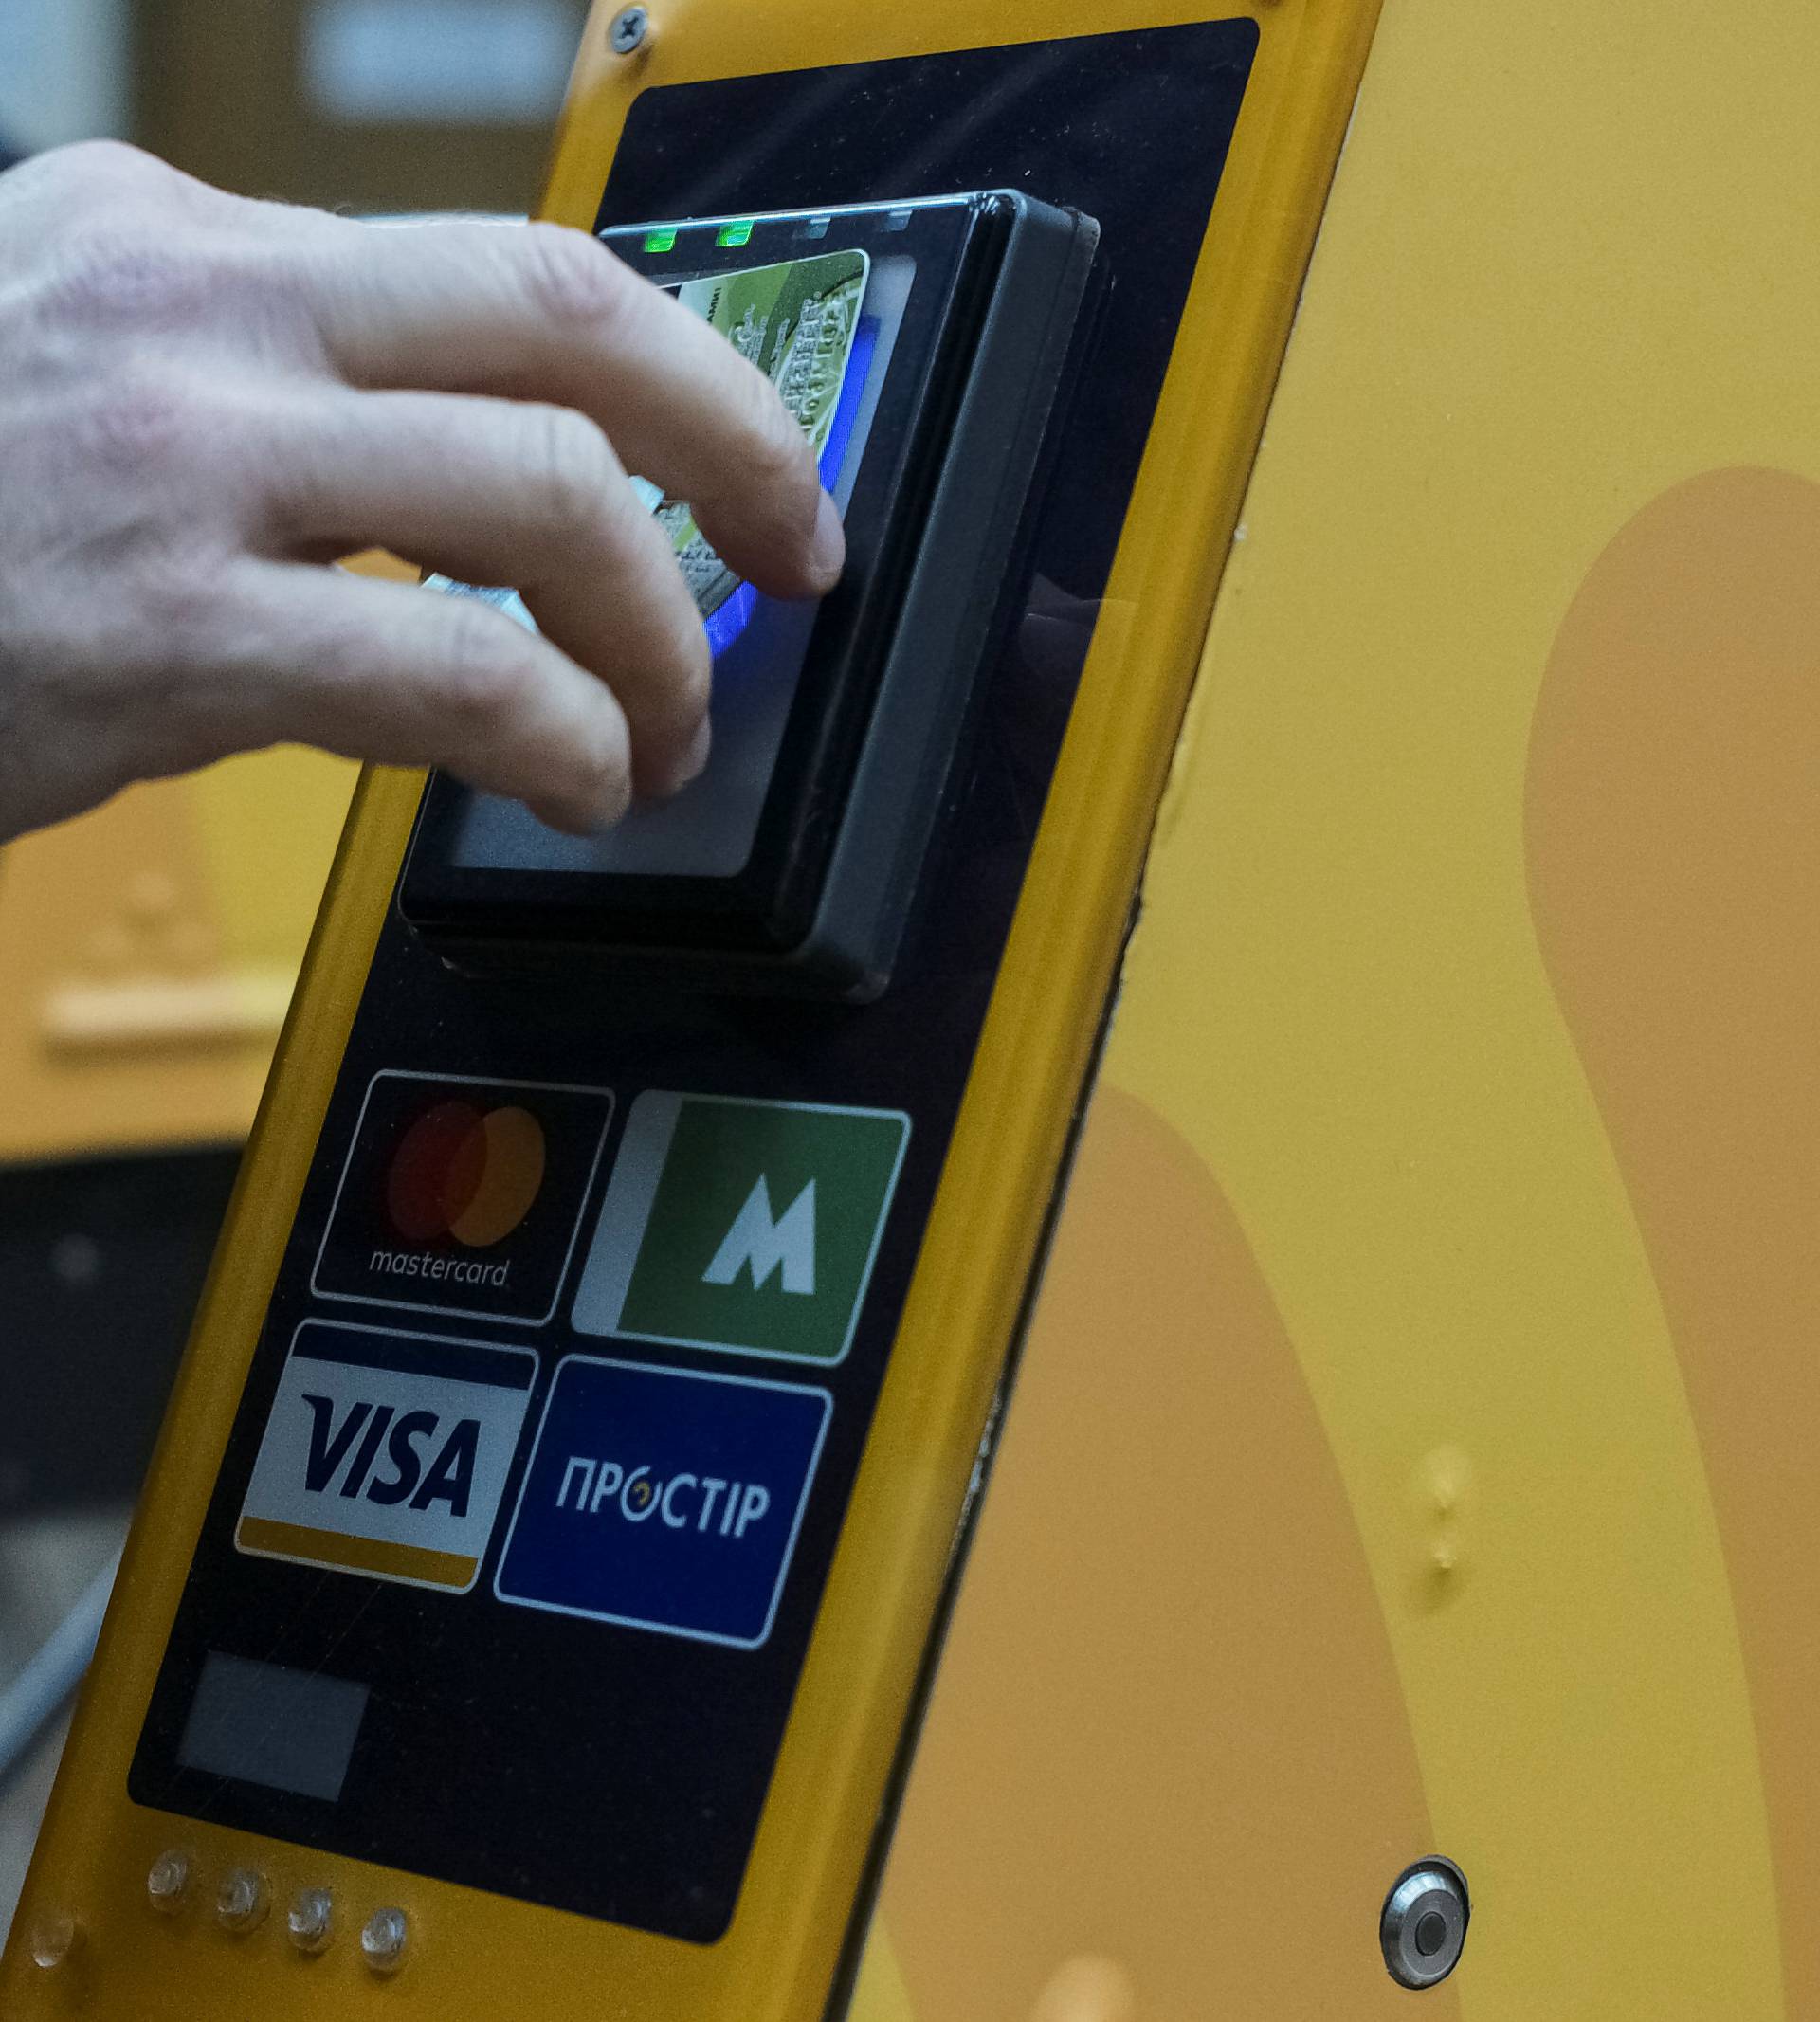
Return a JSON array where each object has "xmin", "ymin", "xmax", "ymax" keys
[
  {"xmin": 147, "ymin": 1849, "xmax": 191, "ymax": 1915},
  {"xmin": 1380, "ymin": 1858, "xmax": 1469, "ymax": 1990},
  {"xmin": 609, "ymin": 6, "xmax": 649, "ymax": 53},
  {"xmin": 29, "ymin": 1914, "xmax": 77, "ymax": 1972},
  {"xmin": 215, "ymin": 1867, "xmax": 268, "ymax": 1935},
  {"xmin": 288, "ymin": 1885, "xmax": 335, "ymax": 1955},
  {"xmin": 361, "ymin": 1905, "xmax": 410, "ymax": 1976}
]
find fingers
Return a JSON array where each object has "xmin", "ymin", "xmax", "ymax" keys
[
  {"xmin": 298, "ymin": 215, "xmax": 846, "ymax": 601},
  {"xmin": 226, "ymin": 561, "xmax": 636, "ymax": 833},
  {"xmin": 261, "ymin": 388, "xmax": 712, "ymax": 797}
]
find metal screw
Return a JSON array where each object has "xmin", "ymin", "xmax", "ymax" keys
[
  {"xmin": 147, "ymin": 1849, "xmax": 191, "ymax": 1915},
  {"xmin": 609, "ymin": 6, "xmax": 649, "ymax": 54},
  {"xmin": 288, "ymin": 1886, "xmax": 335, "ymax": 1954},
  {"xmin": 361, "ymin": 1905, "xmax": 410, "ymax": 1976},
  {"xmin": 215, "ymin": 1867, "xmax": 268, "ymax": 1935},
  {"xmin": 1380, "ymin": 1858, "xmax": 1469, "ymax": 1990},
  {"xmin": 29, "ymin": 1914, "xmax": 77, "ymax": 1972}
]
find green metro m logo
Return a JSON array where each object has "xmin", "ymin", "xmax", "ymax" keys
[{"xmin": 572, "ymin": 1094, "xmax": 911, "ymax": 1364}]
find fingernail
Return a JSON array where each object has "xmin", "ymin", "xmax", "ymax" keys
[
  {"xmin": 809, "ymin": 489, "xmax": 846, "ymax": 591},
  {"xmin": 570, "ymin": 769, "xmax": 633, "ymax": 834},
  {"xmin": 534, "ymin": 777, "xmax": 628, "ymax": 836},
  {"xmin": 529, "ymin": 799, "xmax": 589, "ymax": 836},
  {"xmin": 679, "ymin": 714, "xmax": 713, "ymax": 786},
  {"xmin": 650, "ymin": 716, "xmax": 712, "ymax": 799}
]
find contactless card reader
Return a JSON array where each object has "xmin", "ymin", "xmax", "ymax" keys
[
  {"xmin": 3, "ymin": 9, "xmax": 1382, "ymax": 2015},
  {"xmin": 401, "ymin": 192, "xmax": 1100, "ymax": 998}
]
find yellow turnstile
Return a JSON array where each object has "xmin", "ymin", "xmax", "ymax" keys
[{"xmin": 13, "ymin": 0, "xmax": 1820, "ymax": 2018}]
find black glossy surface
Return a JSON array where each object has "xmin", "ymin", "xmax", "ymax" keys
[
  {"xmin": 0, "ymin": 1149, "xmax": 238, "ymax": 1513},
  {"xmin": 131, "ymin": 20, "xmax": 1258, "ymax": 1946}
]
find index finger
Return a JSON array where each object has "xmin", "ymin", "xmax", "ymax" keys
[{"xmin": 294, "ymin": 215, "xmax": 846, "ymax": 600}]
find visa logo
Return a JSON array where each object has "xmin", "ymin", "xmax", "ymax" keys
[
  {"xmin": 238, "ymin": 1322, "xmax": 537, "ymax": 1594},
  {"xmin": 302, "ymin": 1396, "xmax": 481, "ymax": 1516}
]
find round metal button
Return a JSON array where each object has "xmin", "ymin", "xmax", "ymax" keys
[{"xmin": 1380, "ymin": 1859, "xmax": 1470, "ymax": 1989}]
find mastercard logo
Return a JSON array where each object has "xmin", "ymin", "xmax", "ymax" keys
[{"xmin": 386, "ymin": 1101, "xmax": 548, "ymax": 1249}]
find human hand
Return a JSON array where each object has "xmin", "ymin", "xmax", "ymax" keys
[{"xmin": 0, "ymin": 143, "xmax": 844, "ymax": 845}]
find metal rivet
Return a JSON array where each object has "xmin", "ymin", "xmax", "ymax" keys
[
  {"xmin": 29, "ymin": 1914, "xmax": 78, "ymax": 1971},
  {"xmin": 147, "ymin": 1849, "xmax": 191, "ymax": 1915},
  {"xmin": 361, "ymin": 1905, "xmax": 410, "ymax": 1976},
  {"xmin": 215, "ymin": 1867, "xmax": 268, "ymax": 1935},
  {"xmin": 609, "ymin": 6, "xmax": 649, "ymax": 53},
  {"xmin": 1380, "ymin": 1858, "xmax": 1469, "ymax": 1989},
  {"xmin": 288, "ymin": 1886, "xmax": 335, "ymax": 1955}
]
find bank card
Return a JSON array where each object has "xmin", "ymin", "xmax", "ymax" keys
[
  {"xmin": 642, "ymin": 248, "xmax": 870, "ymax": 619},
  {"xmin": 427, "ymin": 246, "xmax": 870, "ymax": 634}
]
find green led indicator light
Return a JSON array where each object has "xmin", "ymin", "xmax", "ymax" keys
[
  {"xmin": 716, "ymin": 220, "xmax": 755, "ymax": 248},
  {"xmin": 643, "ymin": 228, "xmax": 678, "ymax": 254}
]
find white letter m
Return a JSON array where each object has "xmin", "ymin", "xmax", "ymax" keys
[{"xmin": 703, "ymin": 1176, "xmax": 816, "ymax": 1296}]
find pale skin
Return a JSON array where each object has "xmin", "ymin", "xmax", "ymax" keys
[{"xmin": 0, "ymin": 141, "xmax": 846, "ymax": 846}]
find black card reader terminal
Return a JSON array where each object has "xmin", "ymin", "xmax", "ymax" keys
[{"xmin": 400, "ymin": 191, "xmax": 1100, "ymax": 998}]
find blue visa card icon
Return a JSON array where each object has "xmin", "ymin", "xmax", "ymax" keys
[{"xmin": 493, "ymin": 1356, "xmax": 831, "ymax": 1649}]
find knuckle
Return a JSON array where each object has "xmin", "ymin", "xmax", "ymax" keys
[
  {"xmin": 730, "ymin": 371, "xmax": 814, "ymax": 504},
  {"xmin": 52, "ymin": 138, "xmax": 173, "ymax": 200},
  {"xmin": 437, "ymin": 603, "xmax": 539, "ymax": 729},
  {"xmin": 525, "ymin": 407, "xmax": 617, "ymax": 537},
  {"xmin": 132, "ymin": 545, "xmax": 223, "ymax": 655},
  {"xmin": 79, "ymin": 366, "xmax": 197, "ymax": 471},
  {"xmin": 48, "ymin": 224, "xmax": 214, "ymax": 331},
  {"xmin": 46, "ymin": 141, "xmax": 228, "ymax": 233},
  {"xmin": 519, "ymin": 223, "xmax": 628, "ymax": 334}
]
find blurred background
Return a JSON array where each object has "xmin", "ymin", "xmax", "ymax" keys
[
  {"xmin": 0, "ymin": 0, "xmax": 588, "ymax": 208},
  {"xmin": 0, "ymin": 0, "xmax": 587, "ymax": 1944}
]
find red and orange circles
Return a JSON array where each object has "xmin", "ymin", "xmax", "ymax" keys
[{"xmin": 386, "ymin": 1101, "xmax": 548, "ymax": 1249}]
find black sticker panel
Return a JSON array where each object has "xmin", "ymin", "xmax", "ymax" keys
[{"xmin": 130, "ymin": 21, "xmax": 1259, "ymax": 1947}]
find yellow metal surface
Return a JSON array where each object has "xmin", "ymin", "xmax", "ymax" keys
[
  {"xmin": 855, "ymin": 0, "xmax": 1820, "ymax": 2016},
  {"xmin": 19, "ymin": 1, "xmax": 1818, "ymax": 2017},
  {"xmin": 0, "ymin": 553, "xmax": 397, "ymax": 1166},
  {"xmin": 0, "ymin": 748, "xmax": 354, "ymax": 1164},
  {"xmin": 2, "ymin": 4, "xmax": 1376, "ymax": 2017}
]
